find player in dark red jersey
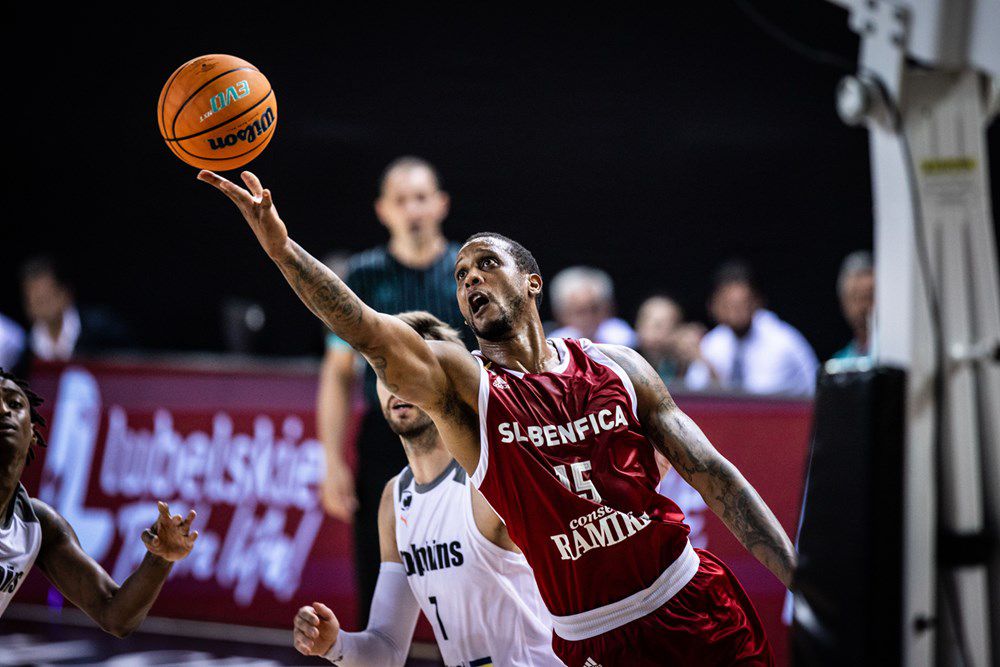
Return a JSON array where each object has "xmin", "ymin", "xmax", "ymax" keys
[{"xmin": 201, "ymin": 170, "xmax": 796, "ymax": 666}]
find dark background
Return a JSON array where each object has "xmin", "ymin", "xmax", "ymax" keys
[{"xmin": 8, "ymin": 3, "xmax": 999, "ymax": 359}]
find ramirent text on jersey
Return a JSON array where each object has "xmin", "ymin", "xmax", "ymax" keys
[
  {"xmin": 550, "ymin": 509, "xmax": 652, "ymax": 561},
  {"xmin": 497, "ymin": 405, "xmax": 629, "ymax": 447}
]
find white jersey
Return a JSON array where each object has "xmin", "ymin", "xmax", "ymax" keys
[
  {"xmin": 1, "ymin": 484, "xmax": 42, "ymax": 617},
  {"xmin": 394, "ymin": 460, "xmax": 560, "ymax": 667}
]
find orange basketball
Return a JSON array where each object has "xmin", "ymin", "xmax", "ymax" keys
[{"xmin": 157, "ymin": 54, "xmax": 278, "ymax": 171}]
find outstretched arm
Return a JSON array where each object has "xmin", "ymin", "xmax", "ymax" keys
[
  {"xmin": 602, "ymin": 345, "xmax": 796, "ymax": 588},
  {"xmin": 198, "ymin": 170, "xmax": 468, "ymax": 409},
  {"xmin": 293, "ymin": 479, "xmax": 419, "ymax": 665},
  {"xmin": 33, "ymin": 500, "xmax": 197, "ymax": 637}
]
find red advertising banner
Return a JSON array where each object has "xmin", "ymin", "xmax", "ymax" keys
[
  {"xmin": 17, "ymin": 359, "xmax": 357, "ymax": 630},
  {"xmin": 14, "ymin": 359, "xmax": 810, "ymax": 665}
]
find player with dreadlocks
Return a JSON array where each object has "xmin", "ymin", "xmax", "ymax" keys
[{"xmin": 0, "ymin": 369, "xmax": 199, "ymax": 634}]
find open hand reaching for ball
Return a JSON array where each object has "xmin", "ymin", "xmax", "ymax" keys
[
  {"xmin": 141, "ymin": 501, "xmax": 198, "ymax": 562},
  {"xmin": 198, "ymin": 170, "xmax": 289, "ymax": 260}
]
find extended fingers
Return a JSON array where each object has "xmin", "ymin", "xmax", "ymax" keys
[
  {"xmin": 180, "ymin": 509, "xmax": 197, "ymax": 529},
  {"xmin": 198, "ymin": 170, "xmax": 251, "ymax": 203},
  {"xmin": 241, "ymin": 171, "xmax": 263, "ymax": 197}
]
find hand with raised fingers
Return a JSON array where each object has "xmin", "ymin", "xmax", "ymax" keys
[
  {"xmin": 293, "ymin": 602, "xmax": 339, "ymax": 656},
  {"xmin": 141, "ymin": 501, "xmax": 198, "ymax": 562},
  {"xmin": 198, "ymin": 170, "xmax": 289, "ymax": 260}
]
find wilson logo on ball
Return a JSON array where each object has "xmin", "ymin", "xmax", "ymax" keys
[
  {"xmin": 206, "ymin": 107, "xmax": 275, "ymax": 151},
  {"xmin": 200, "ymin": 80, "xmax": 251, "ymax": 123}
]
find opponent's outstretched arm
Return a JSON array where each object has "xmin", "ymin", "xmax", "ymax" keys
[
  {"xmin": 198, "ymin": 170, "xmax": 455, "ymax": 408},
  {"xmin": 32, "ymin": 500, "xmax": 197, "ymax": 637},
  {"xmin": 603, "ymin": 345, "xmax": 796, "ymax": 589}
]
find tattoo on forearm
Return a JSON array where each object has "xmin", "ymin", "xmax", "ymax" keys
[
  {"xmin": 613, "ymin": 347, "xmax": 797, "ymax": 587},
  {"xmin": 275, "ymin": 241, "xmax": 365, "ymax": 336}
]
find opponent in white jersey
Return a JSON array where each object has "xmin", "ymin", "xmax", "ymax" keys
[
  {"xmin": 0, "ymin": 483, "xmax": 41, "ymax": 615},
  {"xmin": 0, "ymin": 369, "xmax": 198, "ymax": 632},
  {"xmin": 293, "ymin": 313, "xmax": 561, "ymax": 667}
]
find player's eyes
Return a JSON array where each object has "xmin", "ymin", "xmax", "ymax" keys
[{"xmin": 455, "ymin": 270, "xmax": 466, "ymax": 281}]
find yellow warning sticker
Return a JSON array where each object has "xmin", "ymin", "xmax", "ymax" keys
[{"xmin": 920, "ymin": 157, "xmax": 977, "ymax": 174}]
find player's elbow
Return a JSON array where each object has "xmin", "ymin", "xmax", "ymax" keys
[{"xmin": 101, "ymin": 616, "xmax": 141, "ymax": 639}]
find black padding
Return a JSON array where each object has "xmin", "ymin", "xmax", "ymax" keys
[{"xmin": 793, "ymin": 366, "xmax": 906, "ymax": 666}]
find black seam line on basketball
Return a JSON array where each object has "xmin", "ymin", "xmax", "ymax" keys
[
  {"xmin": 169, "ymin": 66, "xmax": 259, "ymax": 140},
  {"xmin": 158, "ymin": 64, "xmax": 186, "ymax": 137},
  {"xmin": 172, "ymin": 94, "xmax": 274, "ymax": 161},
  {"xmin": 167, "ymin": 89, "xmax": 273, "ymax": 142},
  {"xmin": 173, "ymin": 120, "xmax": 276, "ymax": 164}
]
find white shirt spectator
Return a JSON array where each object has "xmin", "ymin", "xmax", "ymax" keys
[
  {"xmin": 685, "ymin": 309, "xmax": 818, "ymax": 396},
  {"xmin": 550, "ymin": 317, "xmax": 637, "ymax": 348},
  {"xmin": 0, "ymin": 313, "xmax": 25, "ymax": 369},
  {"xmin": 30, "ymin": 307, "xmax": 81, "ymax": 361}
]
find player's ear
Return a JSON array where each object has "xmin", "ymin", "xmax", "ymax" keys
[{"xmin": 527, "ymin": 273, "xmax": 543, "ymax": 301}]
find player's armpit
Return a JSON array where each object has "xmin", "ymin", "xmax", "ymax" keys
[
  {"xmin": 470, "ymin": 485, "xmax": 520, "ymax": 553},
  {"xmin": 598, "ymin": 344, "xmax": 797, "ymax": 589}
]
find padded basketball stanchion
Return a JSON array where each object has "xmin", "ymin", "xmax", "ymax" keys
[{"xmin": 793, "ymin": 366, "xmax": 906, "ymax": 666}]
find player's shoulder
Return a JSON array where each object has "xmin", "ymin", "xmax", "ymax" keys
[
  {"xmin": 381, "ymin": 474, "xmax": 399, "ymax": 506},
  {"xmin": 426, "ymin": 339, "xmax": 480, "ymax": 382},
  {"xmin": 29, "ymin": 497, "xmax": 68, "ymax": 539},
  {"xmin": 595, "ymin": 342, "xmax": 651, "ymax": 375}
]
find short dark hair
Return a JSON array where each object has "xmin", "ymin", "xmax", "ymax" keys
[
  {"xmin": 395, "ymin": 311, "xmax": 464, "ymax": 346},
  {"xmin": 379, "ymin": 156, "xmax": 442, "ymax": 195},
  {"xmin": 0, "ymin": 369, "xmax": 47, "ymax": 465},
  {"xmin": 712, "ymin": 259, "xmax": 760, "ymax": 296},
  {"xmin": 462, "ymin": 232, "xmax": 543, "ymax": 308}
]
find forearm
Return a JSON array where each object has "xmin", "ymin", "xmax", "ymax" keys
[
  {"xmin": 324, "ymin": 563, "xmax": 417, "ymax": 666},
  {"xmin": 272, "ymin": 240, "xmax": 383, "ymax": 351},
  {"xmin": 700, "ymin": 458, "xmax": 796, "ymax": 588},
  {"xmin": 98, "ymin": 552, "xmax": 174, "ymax": 636},
  {"xmin": 318, "ymin": 362, "xmax": 352, "ymax": 463},
  {"xmin": 657, "ymin": 407, "xmax": 796, "ymax": 587}
]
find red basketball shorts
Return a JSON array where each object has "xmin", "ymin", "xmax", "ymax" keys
[{"xmin": 552, "ymin": 549, "xmax": 774, "ymax": 666}]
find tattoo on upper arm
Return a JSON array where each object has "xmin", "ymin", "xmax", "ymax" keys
[
  {"xmin": 610, "ymin": 346, "xmax": 795, "ymax": 583},
  {"xmin": 365, "ymin": 353, "xmax": 399, "ymax": 393}
]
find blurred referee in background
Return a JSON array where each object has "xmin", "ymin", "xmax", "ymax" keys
[{"xmin": 317, "ymin": 156, "xmax": 470, "ymax": 624}]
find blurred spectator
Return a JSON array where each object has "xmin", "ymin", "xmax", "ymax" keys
[
  {"xmin": 686, "ymin": 261, "xmax": 818, "ymax": 395},
  {"xmin": 635, "ymin": 295, "xmax": 684, "ymax": 383},
  {"xmin": 673, "ymin": 321, "xmax": 714, "ymax": 382},
  {"xmin": 20, "ymin": 256, "xmax": 132, "ymax": 361},
  {"xmin": 832, "ymin": 250, "xmax": 874, "ymax": 361},
  {"xmin": 0, "ymin": 312, "xmax": 25, "ymax": 371},
  {"xmin": 548, "ymin": 266, "xmax": 636, "ymax": 346},
  {"xmin": 317, "ymin": 156, "xmax": 469, "ymax": 625}
]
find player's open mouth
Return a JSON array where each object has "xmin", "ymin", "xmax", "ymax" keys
[
  {"xmin": 390, "ymin": 400, "xmax": 414, "ymax": 411},
  {"xmin": 469, "ymin": 291, "xmax": 490, "ymax": 316}
]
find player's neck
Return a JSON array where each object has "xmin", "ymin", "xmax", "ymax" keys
[
  {"xmin": 402, "ymin": 433, "xmax": 453, "ymax": 485},
  {"xmin": 478, "ymin": 318, "xmax": 559, "ymax": 374},
  {"xmin": 388, "ymin": 232, "xmax": 446, "ymax": 269},
  {"xmin": 0, "ymin": 469, "xmax": 18, "ymax": 522}
]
